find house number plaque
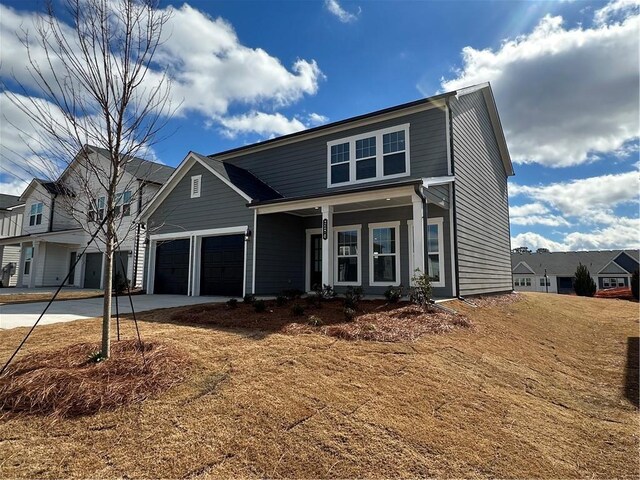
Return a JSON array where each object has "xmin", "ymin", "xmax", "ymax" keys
[{"xmin": 322, "ymin": 219, "xmax": 328, "ymax": 240}]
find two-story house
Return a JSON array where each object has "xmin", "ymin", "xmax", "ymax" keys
[
  {"xmin": 141, "ymin": 83, "xmax": 514, "ymax": 298},
  {"xmin": 0, "ymin": 146, "xmax": 174, "ymax": 290},
  {"xmin": 0, "ymin": 194, "xmax": 25, "ymax": 287}
]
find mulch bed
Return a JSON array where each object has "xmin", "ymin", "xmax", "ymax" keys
[
  {"xmin": 0, "ymin": 340, "xmax": 189, "ymax": 418},
  {"xmin": 168, "ymin": 299, "xmax": 472, "ymax": 342}
]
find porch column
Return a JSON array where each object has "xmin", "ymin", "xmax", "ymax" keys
[
  {"xmin": 16, "ymin": 242, "xmax": 24, "ymax": 287},
  {"xmin": 412, "ymin": 194, "xmax": 425, "ymax": 277},
  {"xmin": 321, "ymin": 205, "xmax": 334, "ymax": 287},
  {"xmin": 29, "ymin": 241, "xmax": 40, "ymax": 288}
]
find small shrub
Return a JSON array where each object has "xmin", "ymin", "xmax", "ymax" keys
[
  {"xmin": 113, "ymin": 272, "xmax": 130, "ymax": 295},
  {"xmin": 307, "ymin": 315, "xmax": 323, "ymax": 327},
  {"xmin": 343, "ymin": 307, "xmax": 356, "ymax": 322},
  {"xmin": 574, "ymin": 263, "xmax": 596, "ymax": 297},
  {"xmin": 384, "ymin": 285, "xmax": 404, "ymax": 303},
  {"xmin": 344, "ymin": 286, "xmax": 364, "ymax": 310},
  {"xmin": 253, "ymin": 300, "xmax": 266, "ymax": 313},
  {"xmin": 243, "ymin": 294, "xmax": 255, "ymax": 304},
  {"xmin": 314, "ymin": 283, "xmax": 337, "ymax": 300},
  {"xmin": 631, "ymin": 270, "xmax": 639, "ymax": 300},
  {"xmin": 283, "ymin": 289, "xmax": 304, "ymax": 300},
  {"xmin": 226, "ymin": 298, "xmax": 238, "ymax": 309},
  {"xmin": 410, "ymin": 269, "xmax": 433, "ymax": 311},
  {"xmin": 87, "ymin": 351, "xmax": 105, "ymax": 364},
  {"xmin": 291, "ymin": 303, "xmax": 305, "ymax": 317},
  {"xmin": 275, "ymin": 295, "xmax": 287, "ymax": 307}
]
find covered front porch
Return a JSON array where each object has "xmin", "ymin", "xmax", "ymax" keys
[{"xmin": 251, "ymin": 177, "xmax": 456, "ymax": 298}]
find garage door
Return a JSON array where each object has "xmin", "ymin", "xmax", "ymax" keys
[
  {"xmin": 200, "ymin": 235, "xmax": 244, "ymax": 296},
  {"xmin": 154, "ymin": 239, "xmax": 190, "ymax": 295},
  {"xmin": 83, "ymin": 252, "xmax": 103, "ymax": 288}
]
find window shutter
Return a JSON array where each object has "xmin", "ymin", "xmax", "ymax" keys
[{"xmin": 191, "ymin": 175, "xmax": 201, "ymax": 198}]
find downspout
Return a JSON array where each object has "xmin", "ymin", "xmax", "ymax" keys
[{"xmin": 445, "ymin": 96, "xmax": 462, "ymax": 299}]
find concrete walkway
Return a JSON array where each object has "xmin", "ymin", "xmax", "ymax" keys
[{"xmin": 0, "ymin": 295, "xmax": 228, "ymax": 330}]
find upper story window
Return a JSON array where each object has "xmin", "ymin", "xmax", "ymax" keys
[
  {"xmin": 29, "ymin": 203, "xmax": 43, "ymax": 226},
  {"xmin": 327, "ymin": 124, "xmax": 410, "ymax": 187},
  {"xmin": 115, "ymin": 190, "xmax": 132, "ymax": 217},
  {"xmin": 88, "ymin": 196, "xmax": 105, "ymax": 222}
]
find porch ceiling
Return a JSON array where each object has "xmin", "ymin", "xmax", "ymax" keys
[{"xmin": 290, "ymin": 196, "xmax": 413, "ymax": 217}]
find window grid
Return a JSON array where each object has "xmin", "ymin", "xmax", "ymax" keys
[
  {"xmin": 335, "ymin": 226, "xmax": 361, "ymax": 286},
  {"xmin": 29, "ymin": 203, "xmax": 43, "ymax": 226}
]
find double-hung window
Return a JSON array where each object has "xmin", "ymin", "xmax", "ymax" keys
[
  {"xmin": 539, "ymin": 278, "xmax": 550, "ymax": 287},
  {"xmin": 29, "ymin": 203, "xmax": 43, "ymax": 226},
  {"xmin": 370, "ymin": 222, "xmax": 400, "ymax": 286},
  {"xmin": 327, "ymin": 124, "xmax": 410, "ymax": 187},
  {"xmin": 427, "ymin": 218, "xmax": 444, "ymax": 287},
  {"xmin": 115, "ymin": 190, "xmax": 132, "ymax": 217},
  {"xmin": 334, "ymin": 226, "xmax": 360, "ymax": 285}
]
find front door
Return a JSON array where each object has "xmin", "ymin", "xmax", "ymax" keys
[{"xmin": 309, "ymin": 234, "xmax": 322, "ymax": 290}]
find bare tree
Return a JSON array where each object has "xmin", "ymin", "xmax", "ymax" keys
[{"xmin": 4, "ymin": 0, "xmax": 174, "ymax": 359}]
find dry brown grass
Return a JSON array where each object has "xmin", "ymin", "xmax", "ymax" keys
[
  {"xmin": 0, "ymin": 292, "xmax": 638, "ymax": 478},
  {"xmin": 0, "ymin": 289, "xmax": 104, "ymax": 304},
  {"xmin": 170, "ymin": 298, "xmax": 472, "ymax": 342},
  {"xmin": 0, "ymin": 340, "xmax": 189, "ymax": 417}
]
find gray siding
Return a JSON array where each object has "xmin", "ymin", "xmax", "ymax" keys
[
  {"xmin": 255, "ymin": 213, "xmax": 306, "ymax": 294},
  {"xmin": 513, "ymin": 263, "xmax": 534, "ymax": 275},
  {"xmin": 1, "ymin": 245, "xmax": 20, "ymax": 286},
  {"xmin": 451, "ymin": 91, "xmax": 513, "ymax": 296},
  {"xmin": 42, "ymin": 243, "xmax": 68, "ymax": 286},
  {"xmin": 225, "ymin": 108, "xmax": 448, "ymax": 198},
  {"xmin": 147, "ymin": 162, "xmax": 254, "ymax": 295},
  {"xmin": 257, "ymin": 205, "xmax": 454, "ymax": 297}
]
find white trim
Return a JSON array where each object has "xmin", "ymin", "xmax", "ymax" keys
[
  {"xmin": 192, "ymin": 236, "xmax": 202, "ymax": 296},
  {"xmin": 187, "ymin": 235, "xmax": 194, "ymax": 296},
  {"xmin": 254, "ymin": 185, "xmax": 416, "ymax": 215},
  {"xmin": 149, "ymin": 226, "xmax": 248, "ymax": 242},
  {"xmin": 327, "ymin": 123, "xmax": 411, "ymax": 188},
  {"xmin": 252, "ymin": 210, "xmax": 257, "ymax": 294},
  {"xmin": 596, "ymin": 255, "xmax": 634, "ymax": 275},
  {"xmin": 305, "ymin": 228, "xmax": 322, "ymax": 292},
  {"xmin": 242, "ymin": 232, "xmax": 248, "ymax": 298},
  {"xmin": 369, "ymin": 221, "xmax": 401, "ymax": 287},
  {"xmin": 512, "ymin": 261, "xmax": 535, "ymax": 275},
  {"xmin": 190, "ymin": 174, "xmax": 202, "ymax": 198},
  {"xmin": 408, "ymin": 220, "xmax": 415, "ymax": 286},
  {"xmin": 422, "ymin": 175, "xmax": 455, "ymax": 187},
  {"xmin": 427, "ymin": 217, "xmax": 445, "ymax": 288},
  {"xmin": 146, "ymin": 239, "xmax": 155, "ymax": 293},
  {"xmin": 334, "ymin": 224, "xmax": 361, "ymax": 286},
  {"xmin": 448, "ymin": 187, "xmax": 457, "ymax": 296}
]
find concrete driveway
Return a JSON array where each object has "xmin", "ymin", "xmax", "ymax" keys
[{"xmin": 0, "ymin": 295, "xmax": 228, "ymax": 330}]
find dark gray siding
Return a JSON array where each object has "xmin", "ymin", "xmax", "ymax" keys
[
  {"xmin": 264, "ymin": 205, "xmax": 452, "ymax": 297},
  {"xmin": 451, "ymin": 91, "xmax": 513, "ymax": 296},
  {"xmin": 614, "ymin": 252, "xmax": 639, "ymax": 273},
  {"xmin": 147, "ymin": 162, "xmax": 254, "ymax": 294},
  {"xmin": 255, "ymin": 213, "xmax": 305, "ymax": 294},
  {"xmin": 224, "ymin": 108, "xmax": 448, "ymax": 198}
]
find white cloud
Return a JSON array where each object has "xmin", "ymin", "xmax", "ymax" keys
[
  {"xmin": 307, "ymin": 112, "xmax": 330, "ymax": 126},
  {"xmin": 0, "ymin": 177, "xmax": 29, "ymax": 197},
  {"xmin": 217, "ymin": 111, "xmax": 306, "ymax": 139},
  {"xmin": 510, "ymin": 214, "xmax": 571, "ymax": 227},
  {"xmin": 594, "ymin": 0, "xmax": 639, "ymax": 24},
  {"xmin": 324, "ymin": 0, "xmax": 360, "ymax": 23},
  {"xmin": 511, "ymin": 232, "xmax": 567, "ymax": 252},
  {"xmin": 439, "ymin": 4, "xmax": 640, "ymax": 167},
  {"xmin": 509, "ymin": 171, "xmax": 639, "ymax": 218}
]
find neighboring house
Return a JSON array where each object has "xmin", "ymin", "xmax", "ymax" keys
[
  {"xmin": 511, "ymin": 250, "xmax": 640, "ymax": 294},
  {"xmin": 0, "ymin": 146, "xmax": 174, "ymax": 289},
  {"xmin": 0, "ymin": 194, "xmax": 25, "ymax": 287},
  {"xmin": 141, "ymin": 83, "xmax": 514, "ymax": 298}
]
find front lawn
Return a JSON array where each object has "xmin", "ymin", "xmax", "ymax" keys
[{"xmin": 0, "ymin": 292, "xmax": 637, "ymax": 478}]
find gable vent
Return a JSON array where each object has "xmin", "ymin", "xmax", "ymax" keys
[{"xmin": 190, "ymin": 175, "xmax": 202, "ymax": 198}]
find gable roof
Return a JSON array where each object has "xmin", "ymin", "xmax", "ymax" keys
[
  {"xmin": 88, "ymin": 146, "xmax": 174, "ymax": 184},
  {"xmin": 140, "ymin": 151, "xmax": 282, "ymax": 221},
  {"xmin": 0, "ymin": 194, "xmax": 23, "ymax": 210},
  {"xmin": 511, "ymin": 250, "xmax": 640, "ymax": 276},
  {"xmin": 513, "ymin": 261, "xmax": 535, "ymax": 275}
]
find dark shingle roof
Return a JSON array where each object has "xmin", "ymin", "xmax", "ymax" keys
[
  {"xmin": 193, "ymin": 153, "xmax": 282, "ymax": 202},
  {"xmin": 0, "ymin": 193, "xmax": 22, "ymax": 209},
  {"xmin": 35, "ymin": 179, "xmax": 74, "ymax": 196},
  {"xmin": 511, "ymin": 250, "xmax": 640, "ymax": 276},
  {"xmin": 89, "ymin": 146, "xmax": 174, "ymax": 184}
]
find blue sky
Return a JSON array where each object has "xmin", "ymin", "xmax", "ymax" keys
[{"xmin": 0, "ymin": 0, "xmax": 638, "ymax": 251}]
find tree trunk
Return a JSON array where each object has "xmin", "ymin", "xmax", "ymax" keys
[{"xmin": 101, "ymin": 217, "xmax": 115, "ymax": 359}]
